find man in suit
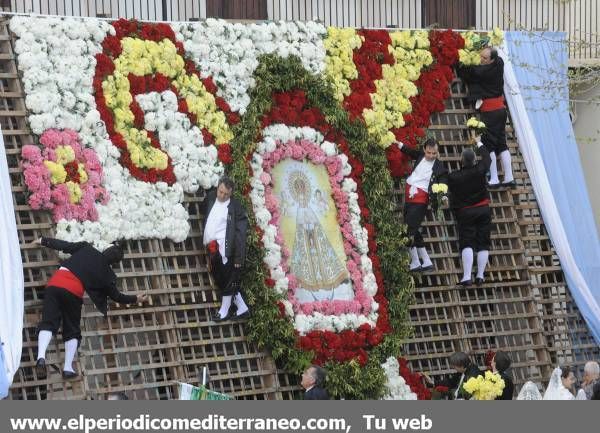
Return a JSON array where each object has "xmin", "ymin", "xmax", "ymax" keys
[
  {"xmin": 203, "ymin": 176, "xmax": 249, "ymax": 322},
  {"xmin": 33, "ymin": 238, "xmax": 147, "ymax": 380},
  {"xmin": 448, "ymin": 139, "xmax": 492, "ymax": 286},
  {"xmin": 425, "ymin": 352, "xmax": 481, "ymax": 400},
  {"xmin": 458, "ymin": 47, "xmax": 515, "ymax": 189},
  {"xmin": 397, "ymin": 138, "xmax": 448, "ymax": 272},
  {"xmin": 301, "ymin": 365, "xmax": 329, "ymax": 400}
]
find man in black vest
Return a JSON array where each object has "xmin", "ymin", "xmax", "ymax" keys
[
  {"xmin": 33, "ymin": 238, "xmax": 147, "ymax": 380},
  {"xmin": 203, "ymin": 176, "xmax": 249, "ymax": 322},
  {"xmin": 459, "ymin": 47, "xmax": 515, "ymax": 189},
  {"xmin": 301, "ymin": 365, "xmax": 329, "ymax": 400},
  {"xmin": 448, "ymin": 140, "xmax": 492, "ymax": 286},
  {"xmin": 397, "ymin": 138, "xmax": 448, "ymax": 272}
]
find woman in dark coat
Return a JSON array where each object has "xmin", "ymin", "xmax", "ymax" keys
[{"xmin": 492, "ymin": 350, "xmax": 515, "ymax": 400}]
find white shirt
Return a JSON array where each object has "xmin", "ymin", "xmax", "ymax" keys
[
  {"xmin": 406, "ymin": 158, "xmax": 434, "ymax": 198},
  {"xmin": 203, "ymin": 199, "xmax": 230, "ymax": 264}
]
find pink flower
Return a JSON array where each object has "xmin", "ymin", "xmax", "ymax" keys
[
  {"xmin": 291, "ymin": 144, "xmax": 305, "ymax": 160},
  {"xmin": 22, "ymin": 129, "xmax": 109, "ymax": 222},
  {"xmin": 259, "ymin": 172, "xmax": 272, "ymax": 186},
  {"xmin": 21, "ymin": 145, "xmax": 43, "ymax": 164}
]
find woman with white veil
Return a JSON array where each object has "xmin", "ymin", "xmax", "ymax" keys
[
  {"xmin": 516, "ymin": 381, "xmax": 542, "ymax": 400},
  {"xmin": 543, "ymin": 367, "xmax": 576, "ymax": 400}
]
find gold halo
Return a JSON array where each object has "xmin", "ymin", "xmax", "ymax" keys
[{"xmin": 287, "ymin": 170, "xmax": 311, "ymax": 206}]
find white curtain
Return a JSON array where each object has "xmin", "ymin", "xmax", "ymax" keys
[
  {"xmin": 0, "ymin": 126, "xmax": 24, "ymax": 388},
  {"xmin": 500, "ymin": 45, "xmax": 600, "ymax": 342}
]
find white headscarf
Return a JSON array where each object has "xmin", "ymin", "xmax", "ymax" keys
[
  {"xmin": 543, "ymin": 367, "xmax": 575, "ymax": 400},
  {"xmin": 516, "ymin": 381, "xmax": 542, "ymax": 400}
]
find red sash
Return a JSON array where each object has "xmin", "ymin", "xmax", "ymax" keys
[
  {"xmin": 46, "ymin": 269, "xmax": 84, "ymax": 298},
  {"xmin": 405, "ymin": 183, "xmax": 429, "ymax": 205},
  {"xmin": 480, "ymin": 95, "xmax": 505, "ymax": 112},
  {"xmin": 462, "ymin": 198, "xmax": 490, "ymax": 210}
]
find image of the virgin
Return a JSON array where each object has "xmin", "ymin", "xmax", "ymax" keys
[{"xmin": 287, "ymin": 170, "xmax": 350, "ymax": 299}]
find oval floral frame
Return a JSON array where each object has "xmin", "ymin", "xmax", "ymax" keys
[
  {"xmin": 249, "ymin": 126, "xmax": 379, "ymax": 333},
  {"xmin": 227, "ymin": 54, "xmax": 414, "ymax": 399}
]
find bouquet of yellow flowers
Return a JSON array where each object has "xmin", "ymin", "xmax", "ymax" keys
[
  {"xmin": 466, "ymin": 117, "xmax": 486, "ymax": 135},
  {"xmin": 431, "ymin": 183, "xmax": 448, "ymax": 221},
  {"xmin": 462, "ymin": 371, "xmax": 505, "ymax": 400}
]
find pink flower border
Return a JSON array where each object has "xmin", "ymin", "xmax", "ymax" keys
[
  {"xmin": 260, "ymin": 138, "xmax": 373, "ymax": 316},
  {"xmin": 21, "ymin": 128, "xmax": 109, "ymax": 222}
]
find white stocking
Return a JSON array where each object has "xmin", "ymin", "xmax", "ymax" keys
[
  {"xmin": 488, "ymin": 151, "xmax": 499, "ymax": 185},
  {"xmin": 233, "ymin": 293, "xmax": 249, "ymax": 315},
  {"xmin": 461, "ymin": 248, "xmax": 474, "ymax": 282},
  {"xmin": 409, "ymin": 247, "xmax": 420, "ymax": 270},
  {"xmin": 37, "ymin": 330, "xmax": 52, "ymax": 361},
  {"xmin": 476, "ymin": 250, "xmax": 489, "ymax": 279},
  {"xmin": 417, "ymin": 247, "xmax": 433, "ymax": 268},
  {"xmin": 63, "ymin": 338, "xmax": 78, "ymax": 373},
  {"xmin": 218, "ymin": 295, "xmax": 233, "ymax": 318},
  {"xmin": 500, "ymin": 150, "xmax": 514, "ymax": 183}
]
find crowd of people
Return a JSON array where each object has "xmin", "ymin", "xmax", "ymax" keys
[
  {"xmin": 299, "ymin": 353, "xmax": 600, "ymax": 400},
  {"xmin": 432, "ymin": 352, "xmax": 600, "ymax": 401}
]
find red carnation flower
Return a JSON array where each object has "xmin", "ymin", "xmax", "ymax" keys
[
  {"xmin": 128, "ymin": 73, "xmax": 147, "ymax": 95},
  {"xmin": 64, "ymin": 161, "xmax": 81, "ymax": 183},
  {"xmin": 200, "ymin": 77, "xmax": 217, "ymax": 94},
  {"xmin": 129, "ymin": 101, "xmax": 145, "ymax": 129},
  {"xmin": 149, "ymin": 73, "xmax": 170, "ymax": 93},
  {"xmin": 217, "ymin": 144, "xmax": 233, "ymax": 165},
  {"xmin": 140, "ymin": 24, "xmax": 162, "ymax": 42},
  {"xmin": 102, "ymin": 35, "xmax": 122, "ymax": 57},
  {"xmin": 113, "ymin": 18, "xmax": 138, "ymax": 39},
  {"xmin": 94, "ymin": 53, "xmax": 115, "ymax": 78},
  {"xmin": 207, "ymin": 240, "xmax": 219, "ymax": 254},
  {"xmin": 177, "ymin": 98, "xmax": 189, "ymax": 114},
  {"xmin": 214, "ymin": 97, "xmax": 231, "ymax": 113},
  {"xmin": 201, "ymin": 129, "xmax": 215, "ymax": 145},
  {"xmin": 155, "ymin": 23, "xmax": 176, "ymax": 42}
]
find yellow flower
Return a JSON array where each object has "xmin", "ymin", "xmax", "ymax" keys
[
  {"xmin": 77, "ymin": 163, "xmax": 88, "ymax": 184},
  {"xmin": 463, "ymin": 372, "xmax": 505, "ymax": 400},
  {"xmin": 413, "ymin": 30, "xmax": 430, "ymax": 49},
  {"xmin": 65, "ymin": 181, "xmax": 82, "ymax": 204},
  {"xmin": 324, "ymin": 27, "xmax": 362, "ymax": 101},
  {"xmin": 466, "ymin": 117, "xmax": 477, "ymax": 128},
  {"xmin": 488, "ymin": 27, "xmax": 504, "ymax": 47},
  {"xmin": 54, "ymin": 145, "xmax": 75, "ymax": 165},
  {"xmin": 102, "ymin": 35, "xmax": 234, "ymax": 172},
  {"xmin": 432, "ymin": 183, "xmax": 448, "ymax": 194},
  {"xmin": 44, "ymin": 160, "xmax": 67, "ymax": 184}
]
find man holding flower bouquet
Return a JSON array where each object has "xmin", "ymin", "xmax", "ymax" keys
[
  {"xmin": 459, "ymin": 47, "xmax": 515, "ymax": 189},
  {"xmin": 396, "ymin": 138, "xmax": 448, "ymax": 272},
  {"xmin": 203, "ymin": 176, "xmax": 250, "ymax": 322}
]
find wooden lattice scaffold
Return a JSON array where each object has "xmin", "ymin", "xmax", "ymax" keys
[{"xmin": 0, "ymin": 16, "xmax": 597, "ymax": 399}]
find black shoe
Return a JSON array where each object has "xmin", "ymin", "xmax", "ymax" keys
[
  {"xmin": 458, "ymin": 279, "xmax": 472, "ymax": 287},
  {"xmin": 234, "ymin": 310, "xmax": 250, "ymax": 320},
  {"xmin": 488, "ymin": 183, "xmax": 501, "ymax": 190},
  {"xmin": 409, "ymin": 265, "xmax": 421, "ymax": 273},
  {"xmin": 36, "ymin": 358, "xmax": 47, "ymax": 380},
  {"xmin": 62, "ymin": 370, "xmax": 78, "ymax": 381},
  {"xmin": 475, "ymin": 277, "xmax": 484, "ymax": 286},
  {"xmin": 420, "ymin": 264, "xmax": 434, "ymax": 273},
  {"xmin": 501, "ymin": 180, "xmax": 517, "ymax": 189},
  {"xmin": 212, "ymin": 310, "xmax": 230, "ymax": 322}
]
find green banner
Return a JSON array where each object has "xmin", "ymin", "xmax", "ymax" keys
[{"xmin": 177, "ymin": 382, "xmax": 233, "ymax": 401}]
